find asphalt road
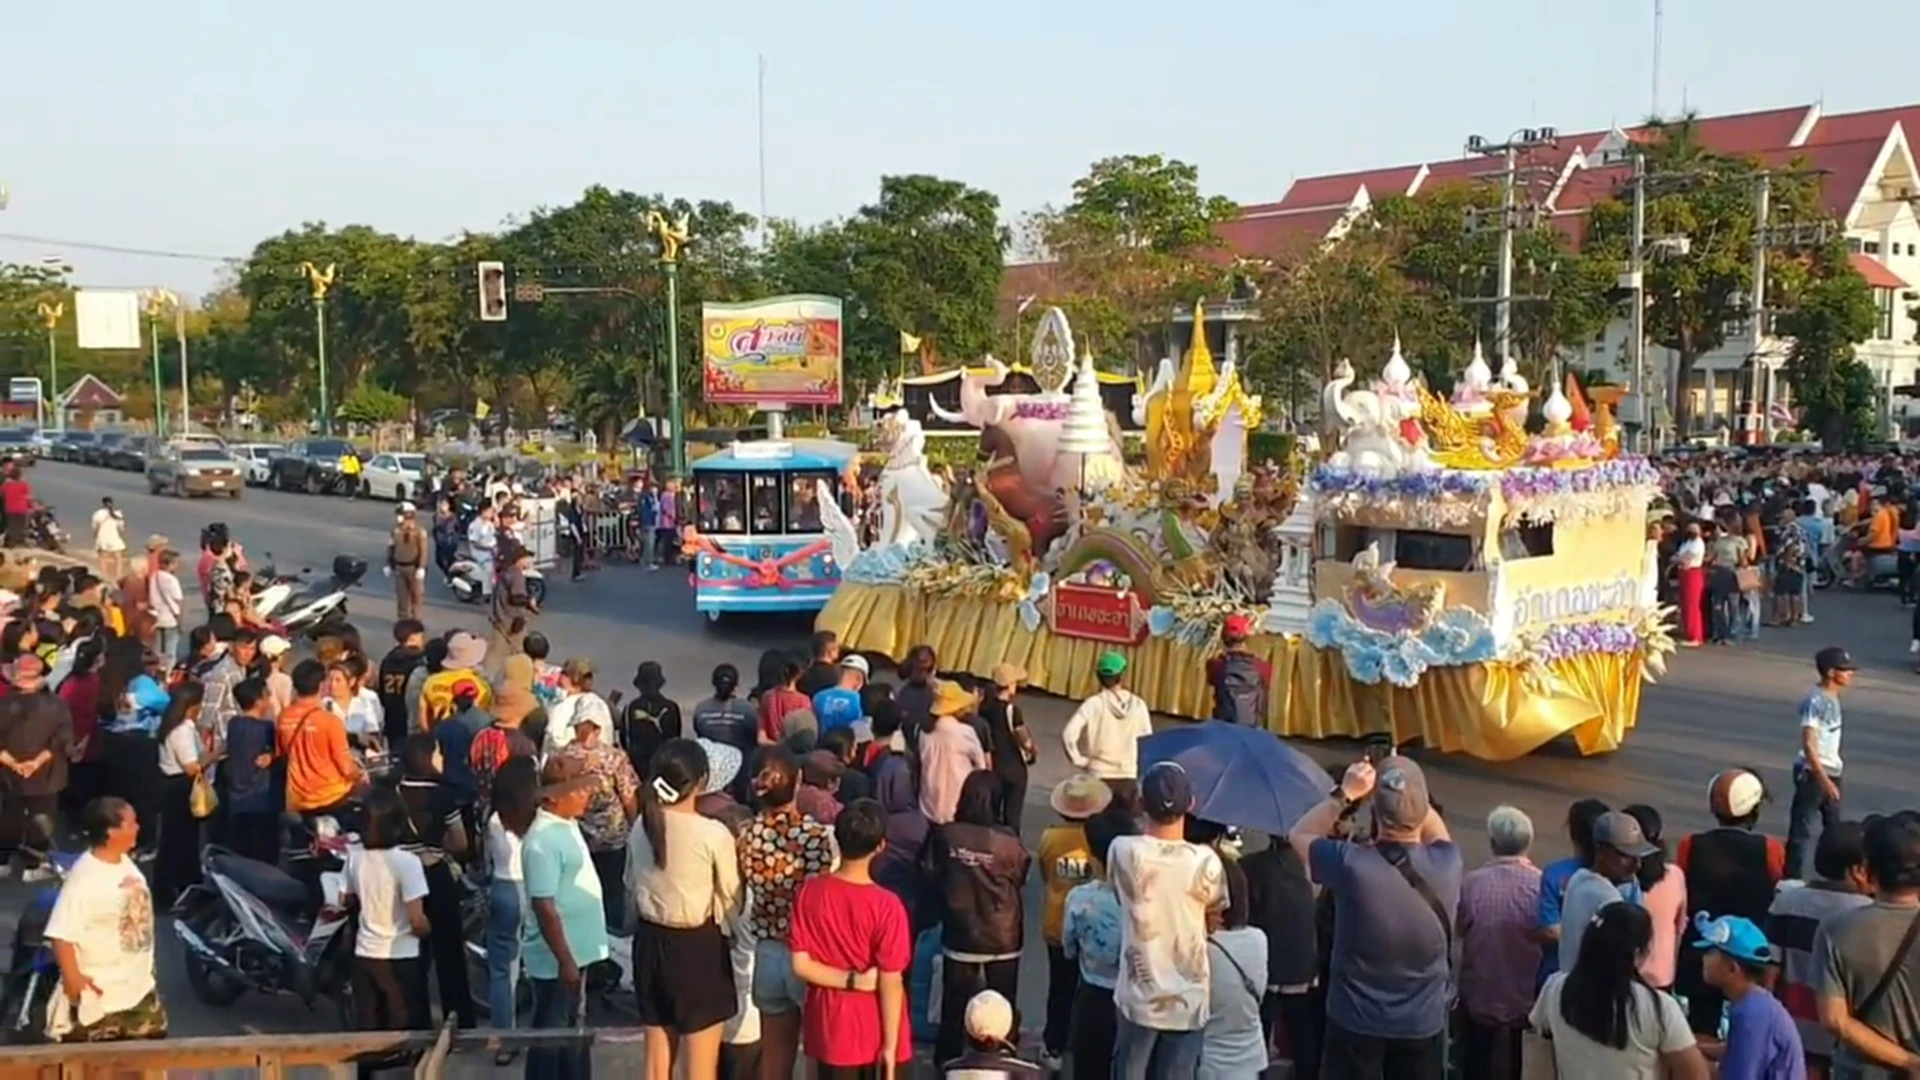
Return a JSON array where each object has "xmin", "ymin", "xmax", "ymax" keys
[{"xmin": 8, "ymin": 459, "xmax": 1920, "ymax": 1046}]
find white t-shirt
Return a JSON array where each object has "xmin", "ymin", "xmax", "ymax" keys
[
  {"xmin": 544, "ymin": 692, "xmax": 615, "ymax": 754},
  {"xmin": 1107, "ymin": 834, "xmax": 1227, "ymax": 1032},
  {"xmin": 486, "ymin": 814, "xmax": 524, "ymax": 882},
  {"xmin": 43, "ymin": 851, "xmax": 157, "ymax": 1021},
  {"xmin": 1530, "ymin": 972, "xmax": 1693, "ymax": 1078},
  {"xmin": 90, "ymin": 508, "xmax": 126, "ymax": 553},
  {"xmin": 344, "ymin": 847, "xmax": 430, "ymax": 959},
  {"xmin": 149, "ymin": 570, "xmax": 184, "ymax": 629},
  {"xmin": 327, "ymin": 689, "xmax": 386, "ymax": 740},
  {"xmin": 158, "ymin": 722, "xmax": 202, "ymax": 776}
]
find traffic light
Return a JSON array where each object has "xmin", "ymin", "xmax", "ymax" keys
[{"xmin": 477, "ymin": 261, "xmax": 508, "ymax": 322}]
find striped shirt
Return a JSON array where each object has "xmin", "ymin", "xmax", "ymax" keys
[
  {"xmin": 1766, "ymin": 880, "xmax": 1872, "ymax": 1058},
  {"xmin": 1458, "ymin": 855, "xmax": 1543, "ymax": 1025}
]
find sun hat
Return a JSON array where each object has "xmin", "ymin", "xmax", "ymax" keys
[
  {"xmin": 930, "ymin": 680, "xmax": 978, "ymax": 717},
  {"xmin": 1693, "ymin": 912, "xmax": 1779, "ymax": 965},
  {"xmin": 1050, "ymin": 774, "xmax": 1114, "ymax": 819},
  {"xmin": 492, "ymin": 685, "xmax": 538, "ymax": 725},
  {"xmin": 445, "ymin": 631, "xmax": 488, "ymax": 671},
  {"xmin": 1095, "ymin": 651, "xmax": 1128, "ymax": 678},
  {"xmin": 990, "ymin": 662, "xmax": 1028, "ymax": 688},
  {"xmin": 259, "ymin": 634, "xmax": 292, "ymax": 659},
  {"xmin": 539, "ymin": 754, "xmax": 597, "ymax": 798}
]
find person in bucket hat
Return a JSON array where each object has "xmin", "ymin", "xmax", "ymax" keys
[
  {"xmin": 1695, "ymin": 913, "xmax": 1802, "ymax": 1078},
  {"xmin": 1035, "ymin": 775, "xmax": 1113, "ymax": 1065},
  {"xmin": 1063, "ymin": 650, "xmax": 1152, "ymax": 809}
]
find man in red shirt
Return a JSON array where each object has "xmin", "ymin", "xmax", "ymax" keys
[
  {"xmin": 0, "ymin": 460, "xmax": 32, "ymax": 549},
  {"xmin": 1204, "ymin": 614, "xmax": 1274, "ymax": 727},
  {"xmin": 788, "ymin": 797, "xmax": 911, "ymax": 1078}
]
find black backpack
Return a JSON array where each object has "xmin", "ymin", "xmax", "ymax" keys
[{"xmin": 1214, "ymin": 651, "xmax": 1268, "ymax": 727}]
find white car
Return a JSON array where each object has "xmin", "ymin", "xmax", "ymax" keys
[
  {"xmin": 232, "ymin": 443, "xmax": 283, "ymax": 486},
  {"xmin": 361, "ymin": 453, "xmax": 428, "ymax": 502}
]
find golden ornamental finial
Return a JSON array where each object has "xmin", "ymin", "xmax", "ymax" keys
[
  {"xmin": 34, "ymin": 301, "xmax": 62, "ymax": 330},
  {"xmin": 1173, "ymin": 299, "xmax": 1217, "ymax": 398},
  {"xmin": 142, "ymin": 289, "xmax": 176, "ymax": 318},
  {"xmin": 298, "ymin": 261, "xmax": 337, "ymax": 301},
  {"xmin": 645, "ymin": 209, "xmax": 692, "ymax": 264}
]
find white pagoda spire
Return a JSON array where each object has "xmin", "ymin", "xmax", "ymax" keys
[{"xmin": 1062, "ymin": 349, "xmax": 1123, "ymax": 490}]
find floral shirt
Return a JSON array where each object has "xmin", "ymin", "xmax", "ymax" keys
[
  {"xmin": 1062, "ymin": 878, "xmax": 1124, "ymax": 990},
  {"xmin": 738, "ymin": 805, "xmax": 836, "ymax": 943},
  {"xmin": 558, "ymin": 742, "xmax": 639, "ymax": 851}
]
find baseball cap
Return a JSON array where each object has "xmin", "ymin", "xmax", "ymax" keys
[
  {"xmin": 1693, "ymin": 912, "xmax": 1779, "ymax": 965},
  {"xmin": 1141, "ymin": 761, "xmax": 1193, "ymax": 821},
  {"xmin": 1372, "ymin": 755, "xmax": 1432, "ymax": 831},
  {"xmin": 539, "ymin": 754, "xmax": 596, "ymax": 798},
  {"xmin": 963, "ymin": 989, "xmax": 1015, "ymax": 1043},
  {"xmin": 259, "ymin": 634, "xmax": 292, "ymax": 659},
  {"xmin": 1593, "ymin": 810, "xmax": 1661, "ymax": 858},
  {"xmin": 1222, "ymin": 614, "xmax": 1254, "ymax": 640},
  {"xmin": 1095, "ymin": 651, "xmax": 1128, "ymax": 678},
  {"xmin": 1707, "ymin": 769, "xmax": 1766, "ymax": 820},
  {"xmin": 398, "ymin": 501, "xmax": 417, "ymax": 514},
  {"xmin": 839, "ymin": 654, "xmax": 871, "ymax": 677},
  {"xmin": 561, "ymin": 658, "xmax": 595, "ymax": 683},
  {"xmin": 451, "ymin": 677, "xmax": 482, "ymax": 700},
  {"xmin": 1815, "ymin": 646, "xmax": 1857, "ymax": 675}
]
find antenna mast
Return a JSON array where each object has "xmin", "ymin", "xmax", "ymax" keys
[
  {"xmin": 1650, "ymin": 0, "xmax": 1664, "ymax": 118},
  {"xmin": 757, "ymin": 55, "xmax": 769, "ymax": 244}
]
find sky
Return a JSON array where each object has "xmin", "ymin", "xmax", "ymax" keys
[{"xmin": 1, "ymin": 0, "xmax": 1912, "ymax": 300}]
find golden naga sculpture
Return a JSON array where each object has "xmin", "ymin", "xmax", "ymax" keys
[
  {"xmin": 645, "ymin": 209, "xmax": 692, "ymax": 264},
  {"xmin": 1418, "ymin": 387, "xmax": 1530, "ymax": 470}
]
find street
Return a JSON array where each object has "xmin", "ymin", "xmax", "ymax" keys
[{"xmin": 9, "ymin": 460, "xmax": 1920, "ymax": 1042}]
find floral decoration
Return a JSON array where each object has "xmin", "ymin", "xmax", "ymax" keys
[
  {"xmin": 843, "ymin": 541, "xmax": 931, "ymax": 585},
  {"xmin": 1309, "ymin": 465, "xmax": 1491, "ymax": 529},
  {"xmin": 1015, "ymin": 572, "xmax": 1051, "ymax": 633},
  {"xmin": 1306, "ymin": 598, "xmax": 1500, "ymax": 687},
  {"xmin": 1498, "ymin": 458, "xmax": 1661, "ymax": 525},
  {"xmin": 1012, "ymin": 399, "xmax": 1071, "ymax": 421}
]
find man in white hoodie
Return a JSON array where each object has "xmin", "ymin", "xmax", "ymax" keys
[{"xmin": 1061, "ymin": 651, "xmax": 1153, "ymax": 809}]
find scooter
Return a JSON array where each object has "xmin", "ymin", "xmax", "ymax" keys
[
  {"xmin": 254, "ymin": 555, "xmax": 368, "ymax": 637},
  {"xmin": 446, "ymin": 557, "xmax": 545, "ymax": 607},
  {"xmin": 171, "ymin": 841, "xmax": 356, "ymax": 1022},
  {"xmin": 0, "ymin": 852, "xmax": 79, "ymax": 1044},
  {"xmin": 26, "ymin": 504, "xmax": 64, "ymax": 554}
]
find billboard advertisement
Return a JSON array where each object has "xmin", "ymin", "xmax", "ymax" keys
[{"xmin": 701, "ymin": 294, "xmax": 843, "ymax": 406}]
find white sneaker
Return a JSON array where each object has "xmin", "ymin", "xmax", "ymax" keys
[
  {"xmin": 20, "ymin": 866, "xmax": 52, "ymax": 883},
  {"xmin": 0, "ymin": 864, "xmax": 13, "ymax": 880},
  {"xmin": 1801, "ymin": 614, "xmax": 1815, "ymax": 623},
  {"xmin": 1040, "ymin": 1052, "xmax": 1064, "ymax": 1072}
]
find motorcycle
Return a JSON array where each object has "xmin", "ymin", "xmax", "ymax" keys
[
  {"xmin": 26, "ymin": 504, "xmax": 64, "ymax": 554},
  {"xmin": 252, "ymin": 555, "xmax": 368, "ymax": 637},
  {"xmin": 445, "ymin": 557, "xmax": 546, "ymax": 608},
  {"xmin": 170, "ymin": 837, "xmax": 356, "ymax": 1022},
  {"xmin": 0, "ymin": 852, "xmax": 79, "ymax": 1044}
]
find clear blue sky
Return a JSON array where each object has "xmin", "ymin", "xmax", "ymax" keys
[{"xmin": 1, "ymin": 0, "xmax": 1910, "ymax": 299}]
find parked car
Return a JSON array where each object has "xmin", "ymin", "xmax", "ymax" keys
[
  {"xmin": 268, "ymin": 438, "xmax": 357, "ymax": 495},
  {"xmin": 84, "ymin": 432, "xmax": 130, "ymax": 467},
  {"xmin": 0, "ymin": 429, "xmax": 36, "ymax": 465},
  {"xmin": 27, "ymin": 430, "xmax": 51, "ymax": 458},
  {"xmin": 50, "ymin": 431, "xmax": 96, "ymax": 463},
  {"xmin": 148, "ymin": 443, "xmax": 244, "ymax": 499},
  {"xmin": 231, "ymin": 443, "xmax": 283, "ymax": 486},
  {"xmin": 106, "ymin": 436, "xmax": 154, "ymax": 472},
  {"xmin": 360, "ymin": 453, "xmax": 428, "ymax": 502}
]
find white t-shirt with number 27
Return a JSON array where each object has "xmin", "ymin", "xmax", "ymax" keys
[{"xmin": 44, "ymin": 851, "xmax": 158, "ymax": 1022}]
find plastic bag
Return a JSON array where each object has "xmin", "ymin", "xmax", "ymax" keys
[{"xmin": 190, "ymin": 772, "xmax": 220, "ymax": 819}]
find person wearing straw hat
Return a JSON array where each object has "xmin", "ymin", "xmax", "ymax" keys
[
  {"xmin": 917, "ymin": 679, "xmax": 987, "ymax": 825},
  {"xmin": 981, "ymin": 662, "xmax": 1037, "ymax": 834},
  {"xmin": 1061, "ymin": 651, "xmax": 1152, "ymax": 810},
  {"xmin": 1036, "ymin": 775, "xmax": 1111, "ymax": 1070}
]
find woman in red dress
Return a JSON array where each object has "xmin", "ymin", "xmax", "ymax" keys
[{"xmin": 1674, "ymin": 521, "xmax": 1708, "ymax": 645}]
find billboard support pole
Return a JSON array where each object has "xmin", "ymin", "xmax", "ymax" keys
[{"xmin": 762, "ymin": 403, "xmax": 786, "ymax": 441}]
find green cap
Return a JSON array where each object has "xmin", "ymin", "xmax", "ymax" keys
[{"xmin": 1095, "ymin": 651, "xmax": 1128, "ymax": 678}]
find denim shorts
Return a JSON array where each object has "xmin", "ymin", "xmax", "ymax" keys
[{"xmin": 751, "ymin": 938, "xmax": 807, "ymax": 1015}]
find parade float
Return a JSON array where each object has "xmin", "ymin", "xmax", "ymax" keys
[{"xmin": 815, "ymin": 305, "xmax": 1672, "ymax": 760}]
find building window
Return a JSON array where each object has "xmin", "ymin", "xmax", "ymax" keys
[
  {"xmin": 1848, "ymin": 237, "xmax": 1863, "ymax": 253},
  {"xmin": 1866, "ymin": 241, "xmax": 1882, "ymax": 255},
  {"xmin": 1878, "ymin": 289, "xmax": 1896, "ymax": 341}
]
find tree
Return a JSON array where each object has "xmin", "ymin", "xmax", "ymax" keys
[
  {"xmin": 1035, "ymin": 155, "xmax": 1238, "ymax": 367},
  {"xmin": 1775, "ymin": 250, "xmax": 1880, "ymax": 448},
  {"xmin": 336, "ymin": 378, "xmax": 409, "ymax": 426}
]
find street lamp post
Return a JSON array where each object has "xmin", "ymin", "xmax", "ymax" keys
[
  {"xmin": 144, "ymin": 290, "xmax": 175, "ymax": 438},
  {"xmin": 35, "ymin": 301, "xmax": 62, "ymax": 433},
  {"xmin": 645, "ymin": 211, "xmax": 692, "ymax": 476},
  {"xmin": 300, "ymin": 262, "xmax": 337, "ymax": 436}
]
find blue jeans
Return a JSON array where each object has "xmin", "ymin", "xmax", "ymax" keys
[
  {"xmin": 487, "ymin": 878, "xmax": 522, "ymax": 1027},
  {"xmin": 1111, "ymin": 1018, "xmax": 1203, "ymax": 1079},
  {"xmin": 1787, "ymin": 764, "xmax": 1843, "ymax": 881},
  {"xmin": 155, "ymin": 626, "xmax": 180, "ymax": 662},
  {"xmin": 524, "ymin": 978, "xmax": 588, "ymax": 1080}
]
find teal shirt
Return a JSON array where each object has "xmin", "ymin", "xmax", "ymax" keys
[{"xmin": 519, "ymin": 810, "xmax": 610, "ymax": 979}]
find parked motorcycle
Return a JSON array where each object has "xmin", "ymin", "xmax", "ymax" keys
[
  {"xmin": 26, "ymin": 504, "xmax": 64, "ymax": 554},
  {"xmin": 170, "ymin": 840, "xmax": 355, "ymax": 1022},
  {"xmin": 445, "ymin": 557, "xmax": 545, "ymax": 608},
  {"xmin": 252, "ymin": 555, "xmax": 367, "ymax": 637},
  {"xmin": 0, "ymin": 852, "xmax": 79, "ymax": 1044}
]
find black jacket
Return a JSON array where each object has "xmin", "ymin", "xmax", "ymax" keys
[
  {"xmin": 0, "ymin": 690, "xmax": 73, "ymax": 797},
  {"xmin": 924, "ymin": 820, "xmax": 1030, "ymax": 957}
]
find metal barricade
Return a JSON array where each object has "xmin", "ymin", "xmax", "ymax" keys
[{"xmin": 589, "ymin": 510, "xmax": 630, "ymax": 554}]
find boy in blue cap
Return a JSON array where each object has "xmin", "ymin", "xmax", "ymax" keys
[{"xmin": 1698, "ymin": 912, "xmax": 1806, "ymax": 1080}]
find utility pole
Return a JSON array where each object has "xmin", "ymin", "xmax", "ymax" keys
[
  {"xmin": 1464, "ymin": 127, "xmax": 1560, "ymax": 373},
  {"xmin": 1629, "ymin": 154, "xmax": 1650, "ymax": 449},
  {"xmin": 143, "ymin": 290, "xmax": 174, "ymax": 438},
  {"xmin": 35, "ymin": 302, "xmax": 62, "ymax": 434},
  {"xmin": 300, "ymin": 262, "xmax": 337, "ymax": 436}
]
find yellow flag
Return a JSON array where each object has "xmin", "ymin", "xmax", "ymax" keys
[
  {"xmin": 474, "ymin": 399, "xmax": 492, "ymax": 420},
  {"xmin": 899, "ymin": 331, "xmax": 922, "ymax": 354}
]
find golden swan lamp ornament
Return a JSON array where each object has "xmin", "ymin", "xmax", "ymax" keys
[{"xmin": 646, "ymin": 210, "xmax": 692, "ymax": 264}]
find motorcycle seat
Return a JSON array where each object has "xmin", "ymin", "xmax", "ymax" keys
[{"xmin": 209, "ymin": 852, "xmax": 312, "ymax": 913}]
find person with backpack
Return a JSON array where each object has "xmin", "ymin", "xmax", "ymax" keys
[{"xmin": 1206, "ymin": 614, "xmax": 1272, "ymax": 728}]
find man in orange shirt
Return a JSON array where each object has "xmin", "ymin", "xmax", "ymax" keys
[{"xmin": 277, "ymin": 658, "xmax": 363, "ymax": 815}]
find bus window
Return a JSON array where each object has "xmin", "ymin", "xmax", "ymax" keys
[
  {"xmin": 747, "ymin": 473, "xmax": 783, "ymax": 535},
  {"xmin": 697, "ymin": 473, "xmax": 747, "ymax": 533},
  {"xmin": 787, "ymin": 471, "xmax": 834, "ymax": 534}
]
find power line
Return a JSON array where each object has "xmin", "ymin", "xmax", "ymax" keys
[{"xmin": 0, "ymin": 232, "xmax": 239, "ymax": 263}]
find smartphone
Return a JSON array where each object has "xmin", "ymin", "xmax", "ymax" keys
[{"xmin": 1364, "ymin": 735, "xmax": 1394, "ymax": 763}]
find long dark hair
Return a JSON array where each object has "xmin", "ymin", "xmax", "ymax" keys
[
  {"xmin": 1559, "ymin": 900, "xmax": 1655, "ymax": 1050},
  {"xmin": 96, "ymin": 637, "xmax": 147, "ymax": 724},
  {"xmin": 1623, "ymin": 804, "xmax": 1668, "ymax": 892},
  {"xmin": 639, "ymin": 739, "xmax": 710, "ymax": 870},
  {"xmin": 953, "ymin": 770, "xmax": 1001, "ymax": 828},
  {"xmin": 159, "ymin": 680, "xmax": 204, "ymax": 741}
]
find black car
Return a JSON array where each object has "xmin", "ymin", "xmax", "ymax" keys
[
  {"xmin": 107, "ymin": 436, "xmax": 154, "ymax": 472},
  {"xmin": 84, "ymin": 432, "xmax": 129, "ymax": 467},
  {"xmin": 269, "ymin": 438, "xmax": 357, "ymax": 494},
  {"xmin": 50, "ymin": 431, "xmax": 96, "ymax": 463},
  {"xmin": 0, "ymin": 429, "xmax": 35, "ymax": 466}
]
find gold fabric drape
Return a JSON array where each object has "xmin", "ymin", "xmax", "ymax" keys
[{"xmin": 818, "ymin": 583, "xmax": 1644, "ymax": 762}]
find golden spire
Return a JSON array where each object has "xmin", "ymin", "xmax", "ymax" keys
[{"xmin": 1172, "ymin": 299, "xmax": 1217, "ymax": 397}]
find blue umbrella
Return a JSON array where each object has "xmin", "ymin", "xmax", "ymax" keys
[{"xmin": 1138, "ymin": 721, "xmax": 1332, "ymax": 837}]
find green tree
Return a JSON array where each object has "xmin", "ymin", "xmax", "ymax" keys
[
  {"xmin": 1035, "ymin": 155, "xmax": 1238, "ymax": 366},
  {"xmin": 336, "ymin": 378, "xmax": 409, "ymax": 426},
  {"xmin": 1775, "ymin": 250, "xmax": 1880, "ymax": 448}
]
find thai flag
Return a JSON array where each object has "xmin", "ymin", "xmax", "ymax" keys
[{"xmin": 1768, "ymin": 401, "xmax": 1798, "ymax": 428}]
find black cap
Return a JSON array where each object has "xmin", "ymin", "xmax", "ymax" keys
[{"xmin": 1815, "ymin": 647, "xmax": 1857, "ymax": 675}]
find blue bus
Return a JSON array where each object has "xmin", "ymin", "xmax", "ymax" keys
[{"xmin": 687, "ymin": 439, "xmax": 860, "ymax": 621}]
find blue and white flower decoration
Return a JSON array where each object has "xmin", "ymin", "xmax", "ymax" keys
[
  {"xmin": 1306, "ymin": 599, "xmax": 1499, "ymax": 687},
  {"xmin": 1016, "ymin": 571, "xmax": 1051, "ymax": 632}
]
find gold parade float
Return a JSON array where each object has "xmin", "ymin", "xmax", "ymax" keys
[{"xmin": 818, "ymin": 307, "xmax": 1670, "ymax": 760}]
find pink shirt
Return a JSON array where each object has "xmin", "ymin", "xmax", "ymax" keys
[
  {"xmin": 1637, "ymin": 862, "xmax": 1688, "ymax": 989},
  {"xmin": 916, "ymin": 716, "xmax": 985, "ymax": 825}
]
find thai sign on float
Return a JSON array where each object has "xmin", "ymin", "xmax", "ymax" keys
[
  {"xmin": 701, "ymin": 294, "xmax": 844, "ymax": 406},
  {"xmin": 1048, "ymin": 583, "xmax": 1148, "ymax": 646}
]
